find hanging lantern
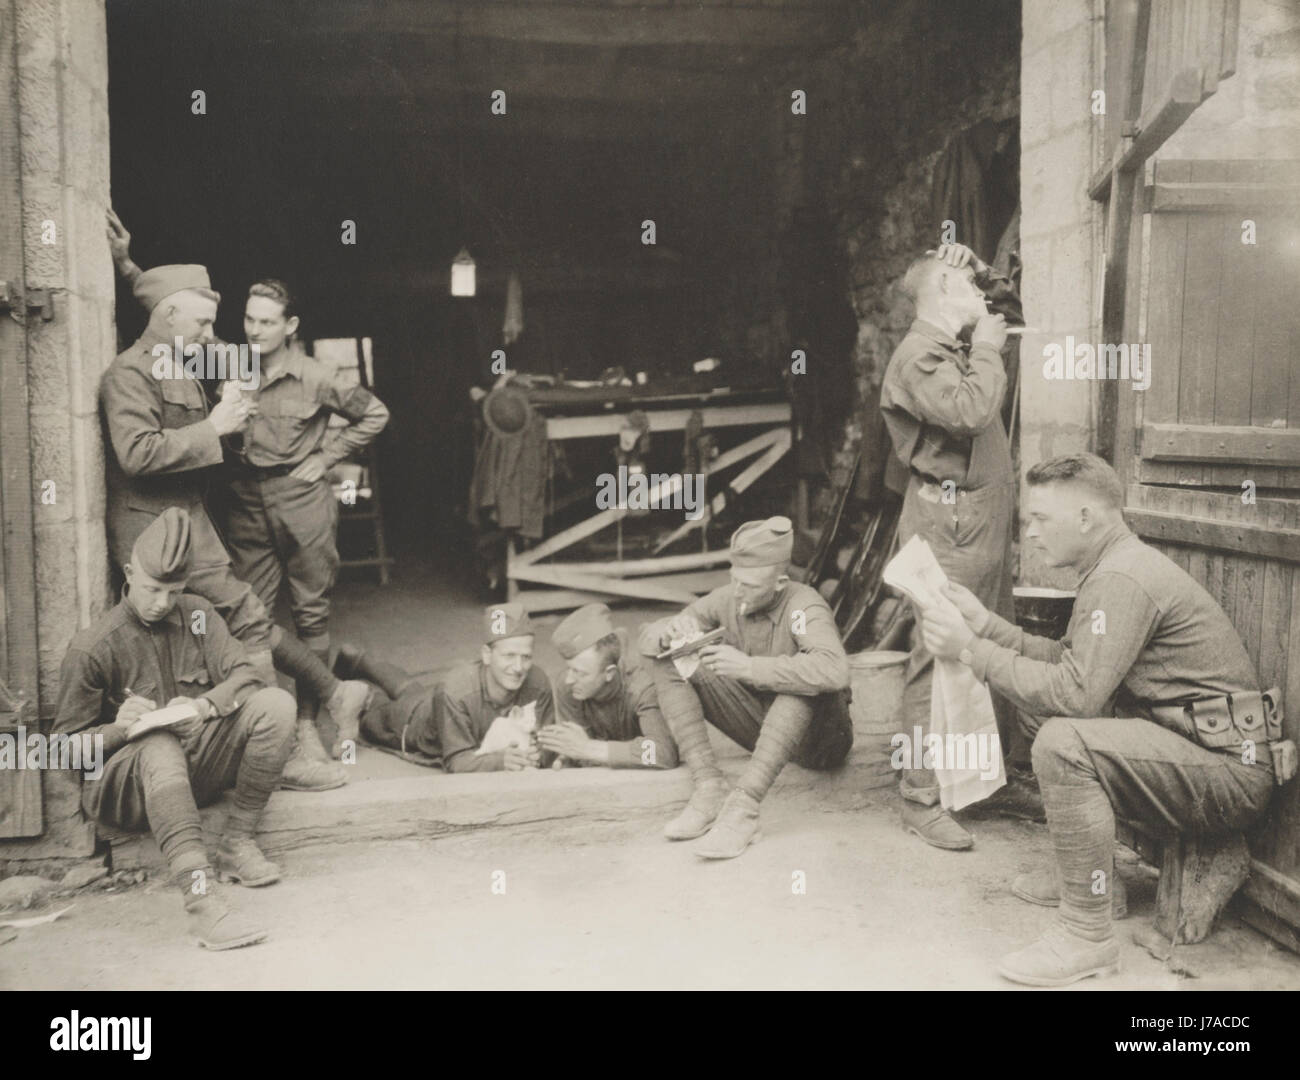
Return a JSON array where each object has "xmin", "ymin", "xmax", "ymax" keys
[{"xmin": 450, "ymin": 247, "xmax": 476, "ymax": 297}]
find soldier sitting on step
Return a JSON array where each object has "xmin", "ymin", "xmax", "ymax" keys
[
  {"xmin": 918, "ymin": 453, "xmax": 1285, "ymax": 987},
  {"xmin": 52, "ymin": 508, "xmax": 296, "ymax": 951}
]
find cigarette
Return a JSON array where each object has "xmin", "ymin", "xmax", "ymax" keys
[{"xmin": 1005, "ymin": 326, "xmax": 1037, "ymax": 336}]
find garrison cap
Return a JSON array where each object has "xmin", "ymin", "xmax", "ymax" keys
[
  {"xmin": 483, "ymin": 602, "xmax": 534, "ymax": 644},
  {"xmin": 552, "ymin": 603, "xmax": 615, "ymax": 659},
  {"xmin": 133, "ymin": 264, "xmax": 219, "ymax": 313},
  {"xmin": 729, "ymin": 515, "xmax": 794, "ymax": 568},
  {"xmin": 131, "ymin": 507, "xmax": 193, "ymax": 584}
]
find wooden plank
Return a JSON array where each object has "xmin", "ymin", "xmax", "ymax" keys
[
  {"xmin": 545, "ymin": 403, "xmax": 790, "ymax": 441},
  {"xmin": 1159, "ymin": 486, "xmax": 1193, "ymax": 571},
  {"xmin": 1140, "ymin": 423, "xmax": 1300, "ymax": 464},
  {"xmin": 545, "ymin": 550, "xmax": 731, "ymax": 578},
  {"xmin": 508, "ymin": 563, "xmax": 697, "ymax": 606},
  {"xmin": 0, "ymin": 0, "xmax": 42, "ymax": 838},
  {"xmin": 1175, "ymin": 159, "xmax": 1229, "ymax": 490},
  {"xmin": 1227, "ymin": 497, "xmax": 1263, "ymax": 675},
  {"xmin": 1255, "ymin": 500, "xmax": 1292, "ymax": 707},
  {"xmin": 1124, "ymin": 505, "xmax": 1300, "ymax": 563},
  {"xmin": 1146, "ymin": 180, "xmax": 1300, "ymax": 212},
  {"xmin": 1142, "ymin": 160, "xmax": 1189, "ymax": 426},
  {"xmin": 1250, "ymin": 203, "xmax": 1294, "ymax": 432}
]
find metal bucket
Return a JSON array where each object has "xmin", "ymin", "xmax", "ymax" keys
[
  {"xmin": 847, "ymin": 650, "xmax": 908, "ymax": 736},
  {"xmin": 1013, "ymin": 586, "xmax": 1077, "ymax": 640}
]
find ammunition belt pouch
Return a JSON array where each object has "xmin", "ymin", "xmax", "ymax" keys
[{"xmin": 1147, "ymin": 687, "xmax": 1291, "ymax": 783}]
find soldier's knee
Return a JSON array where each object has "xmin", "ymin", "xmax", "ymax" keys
[
  {"xmin": 247, "ymin": 686, "xmax": 296, "ymax": 735},
  {"xmin": 1030, "ymin": 717, "xmax": 1084, "ymax": 782},
  {"xmin": 134, "ymin": 731, "xmax": 189, "ymax": 784}
]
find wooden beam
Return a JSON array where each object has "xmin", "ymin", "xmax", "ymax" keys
[
  {"xmin": 1140, "ymin": 423, "xmax": 1300, "ymax": 465},
  {"xmin": 508, "ymin": 563, "xmax": 698, "ymax": 605},
  {"xmin": 1145, "ymin": 180, "xmax": 1300, "ymax": 213},
  {"xmin": 1123, "ymin": 508, "xmax": 1300, "ymax": 564},
  {"xmin": 546, "ymin": 403, "xmax": 791, "ymax": 441},
  {"xmin": 1088, "ymin": 66, "xmax": 1207, "ymax": 200},
  {"xmin": 278, "ymin": 1, "xmax": 851, "ymax": 48}
]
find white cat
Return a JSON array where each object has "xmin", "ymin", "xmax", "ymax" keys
[{"xmin": 474, "ymin": 700, "xmax": 539, "ymax": 755}]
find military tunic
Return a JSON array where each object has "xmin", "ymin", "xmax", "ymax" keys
[
  {"xmin": 881, "ymin": 271, "xmax": 1018, "ymax": 800},
  {"xmin": 436, "ymin": 661, "xmax": 555, "ymax": 773},
  {"xmin": 222, "ymin": 344, "xmax": 389, "ymax": 649},
  {"xmin": 53, "ymin": 593, "xmax": 293, "ymax": 831},
  {"xmin": 555, "ymin": 660, "xmax": 679, "ymax": 769},
  {"xmin": 99, "ymin": 329, "xmax": 276, "ymax": 649}
]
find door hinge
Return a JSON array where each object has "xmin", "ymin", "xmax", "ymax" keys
[{"xmin": 0, "ymin": 282, "xmax": 54, "ymax": 320}]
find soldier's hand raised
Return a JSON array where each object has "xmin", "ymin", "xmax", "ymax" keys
[
  {"xmin": 972, "ymin": 312, "xmax": 1007, "ymax": 351},
  {"xmin": 209, "ymin": 392, "xmax": 251, "ymax": 436},
  {"xmin": 106, "ymin": 208, "xmax": 131, "ymax": 263}
]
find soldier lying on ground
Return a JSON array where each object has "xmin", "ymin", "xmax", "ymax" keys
[
  {"xmin": 919, "ymin": 453, "xmax": 1283, "ymax": 986},
  {"xmin": 53, "ymin": 509, "xmax": 295, "ymax": 951},
  {"xmin": 337, "ymin": 604, "xmax": 555, "ymax": 772},
  {"xmin": 541, "ymin": 603, "xmax": 679, "ymax": 769}
]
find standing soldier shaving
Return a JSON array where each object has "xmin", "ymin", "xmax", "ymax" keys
[
  {"xmin": 880, "ymin": 242, "xmax": 1015, "ymax": 851},
  {"xmin": 222, "ymin": 279, "xmax": 388, "ymax": 759}
]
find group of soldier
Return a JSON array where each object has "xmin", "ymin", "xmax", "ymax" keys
[{"xmin": 51, "ymin": 224, "xmax": 1285, "ymax": 985}]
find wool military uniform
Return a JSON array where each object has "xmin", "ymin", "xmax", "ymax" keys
[
  {"xmin": 639, "ymin": 517, "xmax": 853, "ymax": 857},
  {"xmin": 101, "ymin": 315, "xmax": 275, "ymax": 652},
  {"xmin": 223, "ymin": 342, "xmax": 388, "ymax": 653},
  {"xmin": 963, "ymin": 524, "xmax": 1276, "ymax": 984},
  {"xmin": 52, "ymin": 509, "xmax": 294, "ymax": 949},
  {"xmin": 880, "ymin": 261, "xmax": 1018, "ymax": 832},
  {"xmin": 355, "ymin": 604, "xmax": 555, "ymax": 772},
  {"xmin": 103, "ymin": 264, "xmax": 368, "ymax": 792},
  {"xmin": 552, "ymin": 605, "xmax": 678, "ymax": 769}
]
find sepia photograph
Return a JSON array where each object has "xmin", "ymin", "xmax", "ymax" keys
[{"xmin": 1, "ymin": 0, "xmax": 1299, "ymax": 1020}]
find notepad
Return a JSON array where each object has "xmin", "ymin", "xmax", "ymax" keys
[{"xmin": 127, "ymin": 702, "xmax": 199, "ymax": 740}]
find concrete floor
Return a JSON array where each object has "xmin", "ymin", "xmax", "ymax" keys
[{"xmin": 4, "ymin": 552, "xmax": 1300, "ymax": 989}]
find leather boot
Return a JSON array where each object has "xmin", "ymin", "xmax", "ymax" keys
[
  {"xmin": 692, "ymin": 789, "xmax": 762, "ymax": 859},
  {"xmin": 333, "ymin": 644, "xmax": 420, "ymax": 700},
  {"xmin": 663, "ymin": 778, "xmax": 730, "ymax": 841},
  {"xmin": 996, "ymin": 924, "xmax": 1120, "ymax": 987},
  {"xmin": 280, "ymin": 718, "xmax": 349, "ymax": 791},
  {"xmin": 901, "ymin": 801, "xmax": 974, "ymax": 850},
  {"xmin": 214, "ymin": 835, "xmax": 282, "ymax": 887},
  {"xmin": 185, "ymin": 882, "xmax": 269, "ymax": 950},
  {"xmin": 1012, "ymin": 865, "xmax": 1128, "ymax": 919},
  {"xmin": 326, "ymin": 679, "xmax": 372, "ymax": 759}
]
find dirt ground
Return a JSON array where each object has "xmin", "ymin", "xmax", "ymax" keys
[{"xmin": 4, "ymin": 783, "xmax": 1298, "ymax": 990}]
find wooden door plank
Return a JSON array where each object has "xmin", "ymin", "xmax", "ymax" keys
[
  {"xmin": 1177, "ymin": 160, "xmax": 1232, "ymax": 484},
  {"xmin": 1144, "ymin": 161, "xmax": 1190, "ymax": 428}
]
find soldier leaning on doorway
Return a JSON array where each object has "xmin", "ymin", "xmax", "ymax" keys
[
  {"xmin": 98, "ymin": 252, "xmax": 371, "ymax": 792},
  {"xmin": 879, "ymin": 241, "xmax": 1019, "ymax": 852}
]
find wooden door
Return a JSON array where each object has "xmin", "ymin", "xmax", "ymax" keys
[
  {"xmin": 0, "ymin": 0, "xmax": 43, "ymax": 838},
  {"xmin": 1093, "ymin": 0, "xmax": 1300, "ymax": 949}
]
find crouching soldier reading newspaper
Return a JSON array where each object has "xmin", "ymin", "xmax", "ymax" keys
[
  {"xmin": 53, "ymin": 509, "xmax": 296, "ymax": 951},
  {"xmin": 919, "ymin": 454, "xmax": 1286, "ymax": 986},
  {"xmin": 638, "ymin": 516, "xmax": 853, "ymax": 859}
]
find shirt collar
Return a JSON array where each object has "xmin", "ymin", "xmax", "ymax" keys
[
  {"xmin": 119, "ymin": 587, "xmax": 183, "ymax": 630},
  {"xmin": 1076, "ymin": 523, "xmax": 1135, "ymax": 586},
  {"xmin": 259, "ymin": 345, "xmax": 304, "ymax": 387},
  {"xmin": 910, "ymin": 319, "xmax": 964, "ymax": 352}
]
